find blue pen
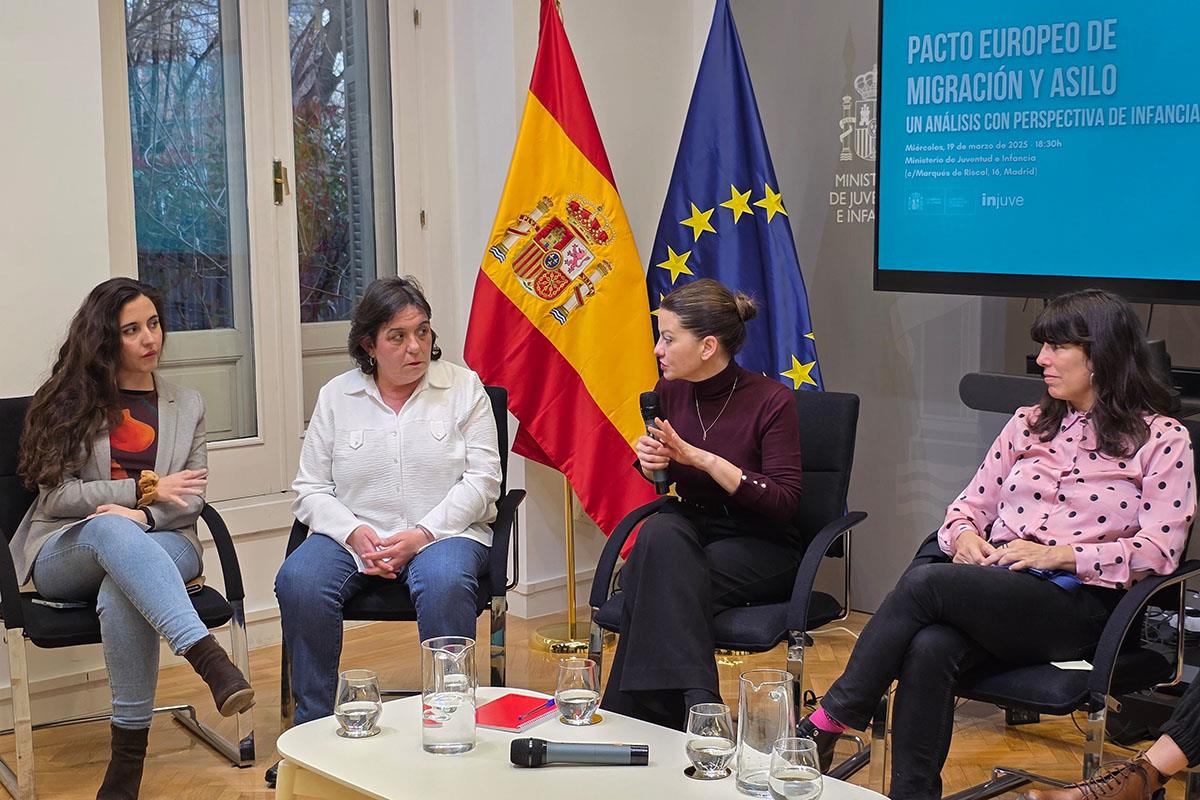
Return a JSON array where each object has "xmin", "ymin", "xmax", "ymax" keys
[{"xmin": 516, "ymin": 698, "xmax": 556, "ymax": 723}]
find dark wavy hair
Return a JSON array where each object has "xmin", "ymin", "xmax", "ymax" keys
[
  {"xmin": 1029, "ymin": 289, "xmax": 1171, "ymax": 458},
  {"xmin": 660, "ymin": 278, "xmax": 758, "ymax": 355},
  {"xmin": 18, "ymin": 278, "xmax": 167, "ymax": 489},
  {"xmin": 348, "ymin": 276, "xmax": 441, "ymax": 374}
]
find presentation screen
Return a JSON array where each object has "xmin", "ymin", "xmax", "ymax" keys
[{"xmin": 875, "ymin": 1, "xmax": 1200, "ymax": 303}]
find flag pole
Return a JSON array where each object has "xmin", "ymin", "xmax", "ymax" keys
[
  {"xmin": 531, "ymin": 474, "xmax": 590, "ymax": 653},
  {"xmin": 562, "ymin": 475, "xmax": 578, "ymax": 630}
]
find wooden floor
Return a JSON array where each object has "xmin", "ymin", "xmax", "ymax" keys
[{"xmin": 4, "ymin": 609, "xmax": 1183, "ymax": 799}]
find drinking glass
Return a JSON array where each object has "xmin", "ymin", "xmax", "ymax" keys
[
  {"xmin": 334, "ymin": 669, "xmax": 382, "ymax": 738},
  {"xmin": 554, "ymin": 658, "xmax": 600, "ymax": 725},
  {"xmin": 685, "ymin": 702, "xmax": 736, "ymax": 779},
  {"xmin": 768, "ymin": 737, "xmax": 823, "ymax": 800}
]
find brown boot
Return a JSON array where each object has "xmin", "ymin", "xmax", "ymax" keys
[
  {"xmin": 96, "ymin": 724, "xmax": 148, "ymax": 800},
  {"xmin": 183, "ymin": 634, "xmax": 255, "ymax": 716},
  {"xmin": 1022, "ymin": 753, "xmax": 1167, "ymax": 800}
]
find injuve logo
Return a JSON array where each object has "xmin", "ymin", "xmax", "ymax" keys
[{"xmin": 980, "ymin": 192, "xmax": 1026, "ymax": 209}]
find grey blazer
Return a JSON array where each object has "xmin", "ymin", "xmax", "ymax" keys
[{"xmin": 10, "ymin": 378, "xmax": 208, "ymax": 588}]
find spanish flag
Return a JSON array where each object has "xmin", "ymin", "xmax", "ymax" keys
[{"xmin": 464, "ymin": 0, "xmax": 658, "ymax": 535}]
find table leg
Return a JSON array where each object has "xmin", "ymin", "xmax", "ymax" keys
[
  {"xmin": 276, "ymin": 758, "xmax": 377, "ymax": 800},
  {"xmin": 275, "ymin": 760, "xmax": 297, "ymax": 800}
]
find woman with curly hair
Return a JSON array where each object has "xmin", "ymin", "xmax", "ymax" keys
[{"xmin": 12, "ymin": 277, "xmax": 253, "ymax": 800}]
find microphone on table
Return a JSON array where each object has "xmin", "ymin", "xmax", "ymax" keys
[
  {"xmin": 639, "ymin": 391, "xmax": 670, "ymax": 496},
  {"xmin": 510, "ymin": 737, "xmax": 649, "ymax": 767}
]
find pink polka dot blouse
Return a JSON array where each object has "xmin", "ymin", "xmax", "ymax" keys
[{"xmin": 940, "ymin": 405, "xmax": 1196, "ymax": 589}]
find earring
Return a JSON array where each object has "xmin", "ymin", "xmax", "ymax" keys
[
  {"xmin": 369, "ymin": 356, "xmax": 376, "ymax": 368},
  {"xmin": 1089, "ymin": 371, "xmax": 1094, "ymax": 384}
]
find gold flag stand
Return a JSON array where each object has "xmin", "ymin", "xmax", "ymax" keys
[{"xmin": 531, "ymin": 476, "xmax": 593, "ymax": 653}]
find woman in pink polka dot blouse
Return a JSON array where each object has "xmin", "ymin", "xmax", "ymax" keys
[{"xmin": 798, "ymin": 289, "xmax": 1197, "ymax": 799}]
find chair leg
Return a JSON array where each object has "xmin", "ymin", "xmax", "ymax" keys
[
  {"xmin": 0, "ymin": 630, "xmax": 35, "ymax": 800},
  {"xmin": 867, "ymin": 691, "xmax": 891, "ymax": 796},
  {"xmin": 588, "ymin": 619, "xmax": 605, "ymax": 684},
  {"xmin": 1186, "ymin": 769, "xmax": 1200, "ymax": 800},
  {"xmin": 490, "ymin": 596, "xmax": 507, "ymax": 687},
  {"xmin": 280, "ymin": 637, "xmax": 294, "ymax": 733},
  {"xmin": 1083, "ymin": 705, "xmax": 1106, "ymax": 779},
  {"xmin": 171, "ymin": 603, "xmax": 256, "ymax": 767},
  {"xmin": 786, "ymin": 629, "xmax": 805, "ymax": 729}
]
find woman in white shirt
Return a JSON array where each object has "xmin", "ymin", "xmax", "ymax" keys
[{"xmin": 276, "ymin": 276, "xmax": 502, "ymax": 729}]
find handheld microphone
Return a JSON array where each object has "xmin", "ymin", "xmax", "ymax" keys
[
  {"xmin": 639, "ymin": 391, "xmax": 670, "ymax": 495},
  {"xmin": 509, "ymin": 737, "xmax": 649, "ymax": 767}
]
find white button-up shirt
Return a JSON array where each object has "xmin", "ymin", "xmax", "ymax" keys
[{"xmin": 292, "ymin": 361, "xmax": 502, "ymax": 570}]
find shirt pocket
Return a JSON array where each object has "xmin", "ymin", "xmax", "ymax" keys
[
  {"xmin": 429, "ymin": 420, "xmax": 447, "ymax": 441},
  {"xmin": 335, "ymin": 428, "xmax": 378, "ymax": 452}
]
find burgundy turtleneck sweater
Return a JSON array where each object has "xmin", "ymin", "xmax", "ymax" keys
[{"xmin": 651, "ymin": 360, "xmax": 803, "ymax": 524}]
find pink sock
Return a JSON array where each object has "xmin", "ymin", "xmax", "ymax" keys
[{"xmin": 811, "ymin": 708, "xmax": 847, "ymax": 734}]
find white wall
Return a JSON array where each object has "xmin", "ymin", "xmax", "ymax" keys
[{"xmin": 0, "ymin": 3, "xmax": 112, "ymax": 393}]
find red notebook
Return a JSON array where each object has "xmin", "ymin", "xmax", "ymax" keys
[{"xmin": 475, "ymin": 693, "xmax": 559, "ymax": 732}]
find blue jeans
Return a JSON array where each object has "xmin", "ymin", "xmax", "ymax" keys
[
  {"xmin": 275, "ymin": 533, "xmax": 489, "ymax": 725},
  {"xmin": 32, "ymin": 515, "xmax": 209, "ymax": 729}
]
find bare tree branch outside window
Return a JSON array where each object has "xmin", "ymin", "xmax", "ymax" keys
[{"xmin": 126, "ymin": 0, "xmax": 236, "ymax": 331}]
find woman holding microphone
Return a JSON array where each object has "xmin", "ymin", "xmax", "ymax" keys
[{"xmin": 599, "ymin": 278, "xmax": 806, "ymax": 730}]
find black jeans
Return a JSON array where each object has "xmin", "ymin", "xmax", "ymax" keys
[
  {"xmin": 821, "ymin": 562, "xmax": 1121, "ymax": 800},
  {"xmin": 599, "ymin": 503, "xmax": 802, "ymax": 730},
  {"xmin": 1161, "ymin": 668, "xmax": 1200, "ymax": 767}
]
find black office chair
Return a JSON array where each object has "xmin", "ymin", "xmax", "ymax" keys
[
  {"xmin": 588, "ymin": 390, "xmax": 867, "ymax": 728},
  {"xmin": 0, "ymin": 396, "xmax": 254, "ymax": 800},
  {"xmin": 853, "ymin": 373, "xmax": 1200, "ymax": 799},
  {"xmin": 278, "ymin": 385, "xmax": 524, "ymax": 729}
]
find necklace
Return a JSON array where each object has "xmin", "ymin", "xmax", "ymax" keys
[{"xmin": 695, "ymin": 375, "xmax": 738, "ymax": 441}]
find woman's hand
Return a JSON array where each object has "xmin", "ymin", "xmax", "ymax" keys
[
  {"xmin": 951, "ymin": 530, "xmax": 996, "ymax": 565},
  {"xmin": 156, "ymin": 469, "xmax": 208, "ymax": 507},
  {"xmin": 984, "ymin": 539, "xmax": 1076, "ymax": 572},
  {"xmin": 364, "ymin": 529, "xmax": 428, "ymax": 575},
  {"xmin": 347, "ymin": 524, "xmax": 397, "ymax": 579},
  {"xmin": 635, "ymin": 434, "xmax": 670, "ymax": 479},
  {"xmin": 649, "ymin": 417, "xmax": 709, "ymax": 470},
  {"xmin": 93, "ymin": 504, "xmax": 146, "ymax": 523}
]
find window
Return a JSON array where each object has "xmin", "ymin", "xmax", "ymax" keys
[
  {"xmin": 124, "ymin": 0, "xmax": 257, "ymax": 441},
  {"xmin": 290, "ymin": 0, "xmax": 396, "ymax": 324}
]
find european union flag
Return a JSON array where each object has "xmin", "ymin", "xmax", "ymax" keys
[{"xmin": 647, "ymin": 0, "xmax": 822, "ymax": 391}]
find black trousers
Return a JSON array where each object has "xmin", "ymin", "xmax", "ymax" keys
[
  {"xmin": 1161, "ymin": 668, "xmax": 1200, "ymax": 767},
  {"xmin": 821, "ymin": 562, "xmax": 1121, "ymax": 800},
  {"xmin": 599, "ymin": 503, "xmax": 802, "ymax": 730}
]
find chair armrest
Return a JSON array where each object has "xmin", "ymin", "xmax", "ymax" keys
[
  {"xmin": 200, "ymin": 504, "xmax": 245, "ymax": 603},
  {"xmin": 489, "ymin": 489, "xmax": 526, "ymax": 595},
  {"xmin": 909, "ymin": 531, "xmax": 947, "ymax": 568},
  {"xmin": 1086, "ymin": 559, "xmax": 1200, "ymax": 699},
  {"xmin": 0, "ymin": 528, "xmax": 25, "ymax": 630},
  {"xmin": 285, "ymin": 519, "xmax": 310, "ymax": 557},
  {"xmin": 784, "ymin": 511, "xmax": 868, "ymax": 631},
  {"xmin": 587, "ymin": 497, "xmax": 675, "ymax": 609}
]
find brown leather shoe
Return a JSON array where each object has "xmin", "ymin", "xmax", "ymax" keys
[{"xmin": 1021, "ymin": 753, "xmax": 1167, "ymax": 800}]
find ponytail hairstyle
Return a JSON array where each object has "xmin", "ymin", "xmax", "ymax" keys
[{"xmin": 659, "ymin": 278, "xmax": 758, "ymax": 356}]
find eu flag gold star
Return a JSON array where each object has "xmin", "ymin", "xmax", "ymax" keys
[
  {"xmin": 680, "ymin": 203, "xmax": 716, "ymax": 241},
  {"xmin": 650, "ymin": 292, "xmax": 666, "ymax": 317},
  {"xmin": 719, "ymin": 185, "xmax": 754, "ymax": 224},
  {"xmin": 780, "ymin": 354, "xmax": 817, "ymax": 389},
  {"xmin": 656, "ymin": 246, "xmax": 693, "ymax": 285},
  {"xmin": 754, "ymin": 183, "xmax": 788, "ymax": 222}
]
